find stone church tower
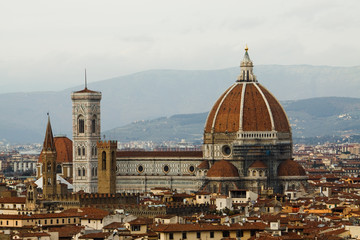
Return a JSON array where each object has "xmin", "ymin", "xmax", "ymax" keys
[
  {"xmin": 42, "ymin": 116, "xmax": 57, "ymax": 198},
  {"xmin": 97, "ymin": 141, "xmax": 117, "ymax": 194},
  {"xmin": 71, "ymin": 84, "xmax": 101, "ymax": 193}
]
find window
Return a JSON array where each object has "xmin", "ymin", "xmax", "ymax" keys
[
  {"xmin": 82, "ymin": 147, "xmax": 85, "ymax": 156},
  {"xmin": 91, "ymin": 118, "xmax": 96, "ymax": 133},
  {"xmin": 50, "ymin": 219, "xmax": 53, "ymax": 224},
  {"xmin": 45, "ymin": 220, "xmax": 47, "ymax": 224},
  {"xmin": 102, "ymin": 151, "xmax": 106, "ymax": 170},
  {"xmin": 56, "ymin": 165, "xmax": 62, "ymax": 173},
  {"xmin": 222, "ymin": 231, "xmax": 229, "ymax": 238},
  {"xmin": 15, "ymin": 221, "xmax": 18, "ymax": 226},
  {"xmin": 47, "ymin": 162, "xmax": 51, "ymax": 172},
  {"xmin": 78, "ymin": 147, "xmax": 81, "ymax": 156},
  {"xmin": 196, "ymin": 232, "xmax": 201, "ymax": 239},
  {"xmin": 78, "ymin": 168, "xmax": 81, "ymax": 177},
  {"xmin": 210, "ymin": 231, "xmax": 214, "ymax": 238},
  {"xmin": 62, "ymin": 219, "xmax": 65, "ymax": 223},
  {"xmin": 57, "ymin": 219, "xmax": 59, "ymax": 224},
  {"xmin": 131, "ymin": 225, "xmax": 141, "ymax": 231},
  {"xmin": 169, "ymin": 233, "xmax": 174, "ymax": 240},
  {"xmin": 68, "ymin": 219, "xmax": 70, "ymax": 223},
  {"xmin": 182, "ymin": 232, "xmax": 187, "ymax": 239},
  {"xmin": 88, "ymin": 219, "xmax": 90, "ymax": 223},
  {"xmin": 82, "ymin": 168, "xmax": 86, "ymax": 177},
  {"xmin": 78, "ymin": 117, "xmax": 84, "ymax": 133}
]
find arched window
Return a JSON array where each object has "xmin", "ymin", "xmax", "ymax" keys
[
  {"xmin": 91, "ymin": 115, "xmax": 96, "ymax": 133},
  {"xmin": 78, "ymin": 115, "xmax": 85, "ymax": 134},
  {"xmin": 95, "ymin": 167, "xmax": 97, "ymax": 176},
  {"xmin": 102, "ymin": 151, "xmax": 106, "ymax": 170},
  {"xmin": 252, "ymin": 170, "xmax": 256, "ymax": 176},
  {"xmin": 78, "ymin": 168, "xmax": 81, "ymax": 177},
  {"xmin": 82, "ymin": 147, "xmax": 85, "ymax": 156},
  {"xmin": 56, "ymin": 165, "xmax": 62, "ymax": 173},
  {"xmin": 47, "ymin": 162, "xmax": 51, "ymax": 172},
  {"xmin": 82, "ymin": 168, "xmax": 86, "ymax": 177},
  {"xmin": 78, "ymin": 147, "xmax": 81, "ymax": 156}
]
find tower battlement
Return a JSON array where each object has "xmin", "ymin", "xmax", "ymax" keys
[{"xmin": 97, "ymin": 140, "xmax": 118, "ymax": 149}]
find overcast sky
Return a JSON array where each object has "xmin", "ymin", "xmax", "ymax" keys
[{"xmin": 0, "ymin": 0, "xmax": 359, "ymax": 93}]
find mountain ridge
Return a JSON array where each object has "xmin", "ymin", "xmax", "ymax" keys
[{"xmin": 1, "ymin": 65, "xmax": 360, "ymax": 143}]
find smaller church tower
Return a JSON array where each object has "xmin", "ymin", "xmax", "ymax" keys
[
  {"xmin": 97, "ymin": 141, "xmax": 117, "ymax": 194},
  {"xmin": 26, "ymin": 182, "xmax": 38, "ymax": 210},
  {"xmin": 42, "ymin": 116, "xmax": 57, "ymax": 198}
]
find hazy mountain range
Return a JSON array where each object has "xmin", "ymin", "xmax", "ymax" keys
[{"xmin": 1, "ymin": 64, "xmax": 360, "ymax": 144}]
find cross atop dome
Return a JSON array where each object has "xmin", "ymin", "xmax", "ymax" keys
[{"xmin": 237, "ymin": 45, "xmax": 257, "ymax": 82}]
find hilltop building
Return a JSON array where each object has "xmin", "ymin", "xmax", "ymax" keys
[{"xmin": 37, "ymin": 48, "xmax": 307, "ymax": 196}]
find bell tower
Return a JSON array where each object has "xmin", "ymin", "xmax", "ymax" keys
[
  {"xmin": 42, "ymin": 115, "xmax": 57, "ymax": 198},
  {"xmin": 97, "ymin": 140, "xmax": 117, "ymax": 194},
  {"xmin": 71, "ymin": 77, "xmax": 101, "ymax": 193}
]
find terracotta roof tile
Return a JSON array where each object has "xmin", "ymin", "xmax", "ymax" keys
[
  {"xmin": 197, "ymin": 160, "xmax": 210, "ymax": 169},
  {"xmin": 39, "ymin": 136, "xmax": 73, "ymax": 163},
  {"xmin": 278, "ymin": 159, "xmax": 306, "ymax": 177},
  {"xmin": 204, "ymin": 82, "xmax": 290, "ymax": 134},
  {"xmin": 249, "ymin": 160, "xmax": 267, "ymax": 168},
  {"xmin": 207, "ymin": 160, "xmax": 239, "ymax": 178}
]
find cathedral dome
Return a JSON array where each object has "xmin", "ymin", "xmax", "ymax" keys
[
  {"xmin": 277, "ymin": 159, "xmax": 306, "ymax": 177},
  {"xmin": 204, "ymin": 49, "xmax": 290, "ymax": 135},
  {"xmin": 39, "ymin": 136, "xmax": 73, "ymax": 163},
  {"xmin": 207, "ymin": 160, "xmax": 239, "ymax": 178}
]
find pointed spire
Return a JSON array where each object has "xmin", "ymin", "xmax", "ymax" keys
[
  {"xmin": 237, "ymin": 45, "xmax": 257, "ymax": 82},
  {"xmin": 43, "ymin": 114, "xmax": 56, "ymax": 151},
  {"xmin": 85, "ymin": 69, "xmax": 87, "ymax": 89}
]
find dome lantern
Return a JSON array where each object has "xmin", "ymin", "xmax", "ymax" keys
[{"xmin": 237, "ymin": 45, "xmax": 257, "ymax": 82}]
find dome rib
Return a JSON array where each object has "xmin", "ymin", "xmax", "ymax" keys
[
  {"xmin": 239, "ymin": 83, "xmax": 247, "ymax": 130},
  {"xmin": 242, "ymin": 84, "xmax": 272, "ymax": 131},
  {"xmin": 258, "ymin": 85, "xmax": 290, "ymax": 132},
  {"xmin": 211, "ymin": 83, "xmax": 238, "ymax": 132},
  {"xmin": 204, "ymin": 86, "xmax": 231, "ymax": 133},
  {"xmin": 254, "ymin": 83, "xmax": 275, "ymax": 130}
]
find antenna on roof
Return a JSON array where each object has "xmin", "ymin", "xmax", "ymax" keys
[{"xmin": 85, "ymin": 69, "xmax": 87, "ymax": 89}]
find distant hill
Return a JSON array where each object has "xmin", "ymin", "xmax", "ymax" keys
[
  {"xmin": 1, "ymin": 65, "xmax": 360, "ymax": 143},
  {"xmin": 104, "ymin": 97, "xmax": 360, "ymax": 143}
]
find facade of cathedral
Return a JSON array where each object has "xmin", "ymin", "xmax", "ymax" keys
[{"xmin": 39, "ymin": 48, "xmax": 307, "ymax": 195}]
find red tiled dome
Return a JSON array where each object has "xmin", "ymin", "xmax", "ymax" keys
[
  {"xmin": 277, "ymin": 159, "xmax": 306, "ymax": 177},
  {"xmin": 39, "ymin": 136, "xmax": 73, "ymax": 163},
  {"xmin": 204, "ymin": 82, "xmax": 290, "ymax": 134},
  {"xmin": 249, "ymin": 160, "xmax": 267, "ymax": 169},
  {"xmin": 207, "ymin": 160, "xmax": 239, "ymax": 178},
  {"xmin": 197, "ymin": 160, "xmax": 210, "ymax": 169}
]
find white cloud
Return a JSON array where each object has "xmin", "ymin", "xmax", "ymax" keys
[{"xmin": 0, "ymin": 0, "xmax": 359, "ymax": 92}]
